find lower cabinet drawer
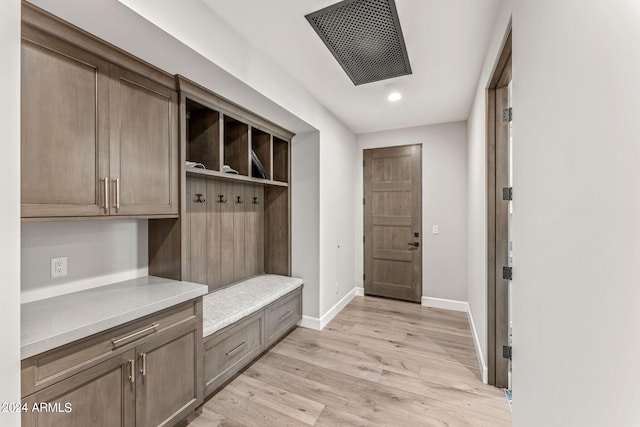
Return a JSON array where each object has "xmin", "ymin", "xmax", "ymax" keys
[
  {"xmin": 265, "ymin": 288, "xmax": 302, "ymax": 347},
  {"xmin": 203, "ymin": 310, "xmax": 264, "ymax": 395}
]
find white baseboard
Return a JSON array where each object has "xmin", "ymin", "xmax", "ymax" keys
[
  {"xmin": 355, "ymin": 286, "xmax": 364, "ymax": 296},
  {"xmin": 298, "ymin": 315, "xmax": 322, "ymax": 330},
  {"xmin": 421, "ymin": 296, "xmax": 468, "ymax": 312},
  {"xmin": 298, "ymin": 287, "xmax": 357, "ymax": 331},
  {"xmin": 467, "ymin": 306, "xmax": 489, "ymax": 384},
  {"xmin": 421, "ymin": 296, "xmax": 488, "ymax": 384}
]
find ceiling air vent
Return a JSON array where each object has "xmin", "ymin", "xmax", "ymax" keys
[{"xmin": 305, "ymin": 0, "xmax": 412, "ymax": 86}]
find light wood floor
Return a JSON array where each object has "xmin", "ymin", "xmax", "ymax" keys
[{"xmin": 187, "ymin": 296, "xmax": 512, "ymax": 426}]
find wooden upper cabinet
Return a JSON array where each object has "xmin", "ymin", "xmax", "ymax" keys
[
  {"xmin": 21, "ymin": 30, "xmax": 110, "ymax": 218},
  {"xmin": 20, "ymin": 11, "xmax": 179, "ymax": 220},
  {"xmin": 109, "ymin": 66, "xmax": 179, "ymax": 216}
]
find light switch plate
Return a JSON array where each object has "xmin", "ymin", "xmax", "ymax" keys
[{"xmin": 432, "ymin": 225, "xmax": 439, "ymax": 235}]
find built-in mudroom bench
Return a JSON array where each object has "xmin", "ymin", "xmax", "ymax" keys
[{"xmin": 201, "ymin": 275, "xmax": 303, "ymax": 396}]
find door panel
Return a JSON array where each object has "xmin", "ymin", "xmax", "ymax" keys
[
  {"xmin": 364, "ymin": 145, "xmax": 422, "ymax": 302},
  {"xmin": 20, "ymin": 35, "xmax": 109, "ymax": 217},
  {"xmin": 22, "ymin": 351, "xmax": 135, "ymax": 427},
  {"xmin": 207, "ymin": 179, "xmax": 223, "ymax": 292},
  {"xmin": 135, "ymin": 323, "xmax": 198, "ymax": 427},
  {"xmin": 188, "ymin": 177, "xmax": 208, "ymax": 285},
  {"xmin": 110, "ymin": 66, "xmax": 178, "ymax": 216}
]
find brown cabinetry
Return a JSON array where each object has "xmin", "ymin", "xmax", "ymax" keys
[
  {"xmin": 152, "ymin": 75, "xmax": 293, "ymax": 288},
  {"xmin": 21, "ymin": 299, "xmax": 203, "ymax": 427},
  {"xmin": 21, "ymin": 5, "xmax": 178, "ymax": 219}
]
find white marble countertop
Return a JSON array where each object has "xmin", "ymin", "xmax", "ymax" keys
[
  {"xmin": 21, "ymin": 276, "xmax": 208, "ymax": 359},
  {"xmin": 203, "ymin": 274, "xmax": 303, "ymax": 337}
]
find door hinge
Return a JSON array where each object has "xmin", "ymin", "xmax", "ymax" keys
[
  {"xmin": 502, "ymin": 107, "xmax": 513, "ymax": 122},
  {"xmin": 502, "ymin": 187, "xmax": 513, "ymax": 201},
  {"xmin": 503, "ymin": 345, "xmax": 512, "ymax": 360},
  {"xmin": 502, "ymin": 266, "xmax": 513, "ymax": 281}
]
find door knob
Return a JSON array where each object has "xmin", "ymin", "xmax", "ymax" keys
[{"xmin": 408, "ymin": 242, "xmax": 420, "ymax": 250}]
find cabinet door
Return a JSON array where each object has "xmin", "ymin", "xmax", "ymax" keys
[
  {"xmin": 109, "ymin": 66, "xmax": 179, "ymax": 216},
  {"xmin": 22, "ymin": 350, "xmax": 135, "ymax": 427},
  {"xmin": 21, "ymin": 30, "xmax": 110, "ymax": 218},
  {"xmin": 135, "ymin": 321, "xmax": 201, "ymax": 427}
]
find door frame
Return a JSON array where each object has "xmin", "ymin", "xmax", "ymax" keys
[{"xmin": 487, "ymin": 29, "xmax": 512, "ymax": 387}]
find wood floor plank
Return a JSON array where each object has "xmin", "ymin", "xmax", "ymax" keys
[{"xmin": 187, "ymin": 296, "xmax": 512, "ymax": 426}]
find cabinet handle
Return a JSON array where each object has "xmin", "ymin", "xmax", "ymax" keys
[
  {"xmin": 111, "ymin": 323, "xmax": 159, "ymax": 347},
  {"xmin": 114, "ymin": 178, "xmax": 121, "ymax": 211},
  {"xmin": 103, "ymin": 177, "xmax": 109, "ymax": 213},
  {"xmin": 139, "ymin": 353, "xmax": 147, "ymax": 376},
  {"xmin": 278, "ymin": 310, "xmax": 293, "ymax": 321},
  {"xmin": 128, "ymin": 359, "xmax": 135, "ymax": 383},
  {"xmin": 225, "ymin": 341, "xmax": 247, "ymax": 357}
]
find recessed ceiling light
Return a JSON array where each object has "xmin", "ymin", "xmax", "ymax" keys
[{"xmin": 388, "ymin": 92, "xmax": 402, "ymax": 102}]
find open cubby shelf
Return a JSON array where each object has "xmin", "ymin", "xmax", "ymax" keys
[
  {"xmin": 186, "ymin": 99, "xmax": 221, "ymax": 171},
  {"xmin": 183, "ymin": 93, "xmax": 289, "ymax": 187}
]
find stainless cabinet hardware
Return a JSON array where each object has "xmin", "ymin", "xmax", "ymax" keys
[
  {"xmin": 104, "ymin": 177, "xmax": 109, "ymax": 213},
  {"xmin": 226, "ymin": 341, "xmax": 247, "ymax": 357},
  {"xmin": 114, "ymin": 178, "xmax": 120, "ymax": 211},
  {"xmin": 278, "ymin": 310, "xmax": 293, "ymax": 321},
  {"xmin": 111, "ymin": 323, "xmax": 159, "ymax": 347},
  {"xmin": 139, "ymin": 353, "xmax": 147, "ymax": 376},
  {"xmin": 128, "ymin": 359, "xmax": 135, "ymax": 383}
]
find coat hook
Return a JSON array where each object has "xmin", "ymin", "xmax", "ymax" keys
[
  {"xmin": 217, "ymin": 194, "xmax": 226, "ymax": 203},
  {"xmin": 195, "ymin": 193, "xmax": 205, "ymax": 203},
  {"xmin": 236, "ymin": 196, "xmax": 244, "ymax": 204},
  {"xmin": 252, "ymin": 197, "xmax": 259, "ymax": 205}
]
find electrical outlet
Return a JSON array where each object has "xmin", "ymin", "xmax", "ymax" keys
[
  {"xmin": 51, "ymin": 257, "xmax": 68, "ymax": 278},
  {"xmin": 432, "ymin": 225, "xmax": 439, "ymax": 235}
]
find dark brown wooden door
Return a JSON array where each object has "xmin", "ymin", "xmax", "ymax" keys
[
  {"xmin": 109, "ymin": 65, "xmax": 179, "ymax": 216},
  {"xmin": 364, "ymin": 145, "xmax": 422, "ymax": 302},
  {"xmin": 20, "ymin": 30, "xmax": 110, "ymax": 218}
]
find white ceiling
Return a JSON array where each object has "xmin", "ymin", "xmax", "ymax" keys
[{"xmin": 202, "ymin": 0, "xmax": 501, "ymax": 134}]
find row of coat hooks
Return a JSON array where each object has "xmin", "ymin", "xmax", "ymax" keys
[{"xmin": 194, "ymin": 194, "xmax": 259, "ymax": 205}]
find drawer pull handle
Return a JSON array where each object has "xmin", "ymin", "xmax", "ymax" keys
[
  {"xmin": 112, "ymin": 323, "xmax": 159, "ymax": 347},
  {"xmin": 279, "ymin": 310, "xmax": 293, "ymax": 321},
  {"xmin": 128, "ymin": 359, "xmax": 135, "ymax": 383},
  {"xmin": 226, "ymin": 341, "xmax": 247, "ymax": 357},
  {"xmin": 139, "ymin": 353, "xmax": 147, "ymax": 376}
]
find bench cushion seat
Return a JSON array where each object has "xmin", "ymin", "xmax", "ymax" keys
[{"xmin": 202, "ymin": 274, "xmax": 303, "ymax": 337}]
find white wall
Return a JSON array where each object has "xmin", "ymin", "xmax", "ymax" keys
[
  {"xmin": 21, "ymin": 221, "xmax": 148, "ymax": 303},
  {"xmin": 0, "ymin": 0, "xmax": 21, "ymax": 425},
  {"xmin": 512, "ymin": 0, "xmax": 640, "ymax": 425},
  {"xmin": 355, "ymin": 122, "xmax": 468, "ymax": 302},
  {"xmin": 466, "ymin": 0, "xmax": 512, "ymax": 381},
  {"xmin": 319, "ymin": 117, "xmax": 358, "ymax": 315},
  {"xmin": 291, "ymin": 132, "xmax": 320, "ymax": 319}
]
